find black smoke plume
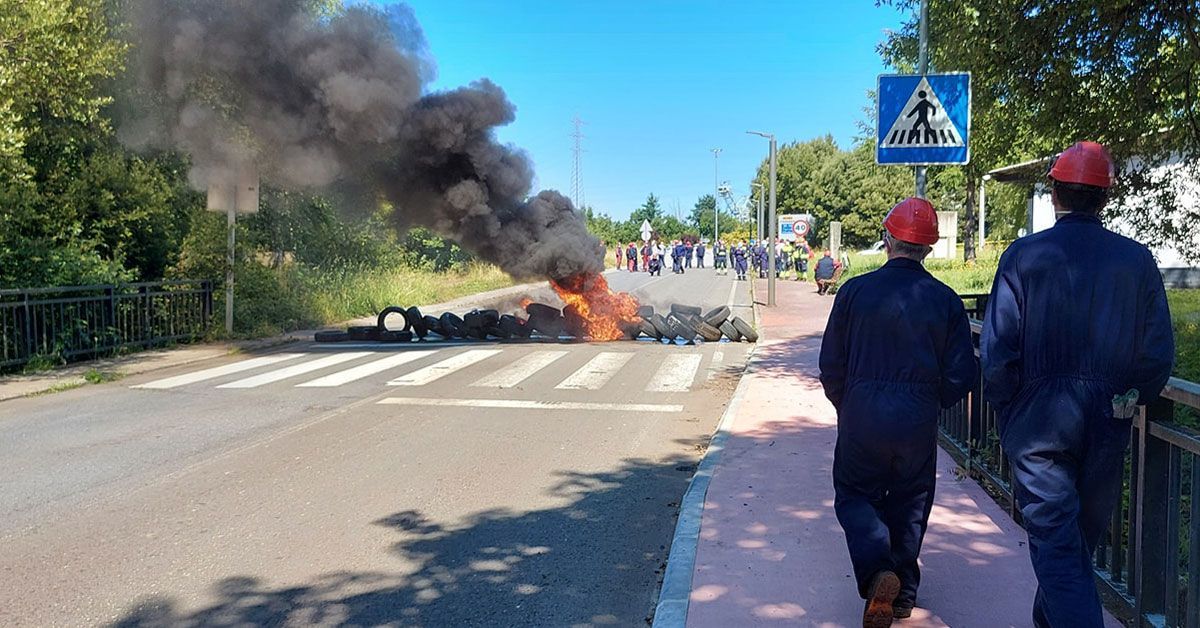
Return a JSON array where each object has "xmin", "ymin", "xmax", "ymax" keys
[{"xmin": 120, "ymin": 0, "xmax": 603, "ymax": 280}]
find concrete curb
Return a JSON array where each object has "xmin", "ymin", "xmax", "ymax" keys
[{"xmin": 652, "ymin": 281, "xmax": 765, "ymax": 628}]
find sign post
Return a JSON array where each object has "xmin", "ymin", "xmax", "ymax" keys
[
  {"xmin": 207, "ymin": 170, "xmax": 260, "ymax": 335},
  {"xmin": 640, "ymin": 219, "xmax": 653, "ymax": 242}
]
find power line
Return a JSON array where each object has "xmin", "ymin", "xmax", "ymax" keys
[{"xmin": 570, "ymin": 115, "xmax": 585, "ymax": 210}]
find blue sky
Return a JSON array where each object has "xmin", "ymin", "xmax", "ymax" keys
[{"xmin": 394, "ymin": 1, "xmax": 909, "ymax": 220}]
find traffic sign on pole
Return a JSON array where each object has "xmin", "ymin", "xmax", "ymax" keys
[
  {"xmin": 640, "ymin": 219, "xmax": 653, "ymax": 242},
  {"xmin": 876, "ymin": 73, "xmax": 971, "ymax": 165}
]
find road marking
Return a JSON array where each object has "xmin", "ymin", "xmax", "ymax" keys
[
  {"xmin": 296, "ymin": 350, "xmax": 439, "ymax": 387},
  {"xmin": 377, "ymin": 397, "xmax": 683, "ymax": 413},
  {"xmin": 470, "ymin": 350, "xmax": 568, "ymax": 388},
  {"xmin": 555, "ymin": 352, "xmax": 634, "ymax": 390},
  {"xmin": 218, "ymin": 352, "xmax": 373, "ymax": 389},
  {"xmin": 387, "ymin": 349, "xmax": 502, "ymax": 386},
  {"xmin": 131, "ymin": 354, "xmax": 307, "ymax": 389},
  {"xmin": 646, "ymin": 353, "xmax": 703, "ymax": 392},
  {"xmin": 706, "ymin": 348, "xmax": 726, "ymax": 382}
]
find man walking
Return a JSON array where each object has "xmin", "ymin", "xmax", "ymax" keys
[
  {"xmin": 820, "ymin": 197, "xmax": 976, "ymax": 627},
  {"xmin": 981, "ymin": 142, "xmax": 1174, "ymax": 628}
]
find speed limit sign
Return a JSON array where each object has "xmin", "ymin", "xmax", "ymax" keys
[{"xmin": 794, "ymin": 220, "xmax": 810, "ymax": 237}]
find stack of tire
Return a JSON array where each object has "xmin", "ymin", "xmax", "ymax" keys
[
  {"xmin": 637, "ymin": 304, "xmax": 757, "ymax": 344},
  {"xmin": 314, "ymin": 302, "xmax": 756, "ymax": 344}
]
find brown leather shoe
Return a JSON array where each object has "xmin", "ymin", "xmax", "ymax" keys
[{"xmin": 863, "ymin": 571, "xmax": 900, "ymax": 628}]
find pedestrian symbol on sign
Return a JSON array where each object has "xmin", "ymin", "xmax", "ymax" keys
[{"xmin": 880, "ymin": 77, "xmax": 965, "ymax": 149}]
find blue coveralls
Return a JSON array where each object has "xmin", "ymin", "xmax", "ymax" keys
[
  {"xmin": 757, "ymin": 246, "xmax": 769, "ymax": 277},
  {"xmin": 819, "ymin": 258, "xmax": 977, "ymax": 607},
  {"xmin": 981, "ymin": 212, "xmax": 1174, "ymax": 628},
  {"xmin": 733, "ymin": 246, "xmax": 748, "ymax": 279},
  {"xmin": 696, "ymin": 244, "xmax": 706, "ymax": 268},
  {"xmin": 672, "ymin": 244, "xmax": 685, "ymax": 274},
  {"xmin": 684, "ymin": 244, "xmax": 694, "ymax": 268}
]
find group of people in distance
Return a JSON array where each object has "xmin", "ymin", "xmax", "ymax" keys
[
  {"xmin": 613, "ymin": 239, "xmax": 708, "ymax": 276},
  {"xmin": 610, "ymin": 236, "xmax": 844, "ymax": 293}
]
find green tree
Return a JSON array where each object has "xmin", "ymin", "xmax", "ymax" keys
[
  {"xmin": 688, "ymin": 194, "xmax": 739, "ymax": 241},
  {"xmin": 629, "ymin": 193, "xmax": 664, "ymax": 225}
]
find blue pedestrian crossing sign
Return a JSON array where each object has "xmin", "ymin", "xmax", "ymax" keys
[{"xmin": 876, "ymin": 73, "xmax": 970, "ymax": 165}]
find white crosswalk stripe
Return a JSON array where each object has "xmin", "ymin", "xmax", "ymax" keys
[
  {"xmin": 387, "ymin": 349, "xmax": 502, "ymax": 386},
  {"xmin": 470, "ymin": 350, "xmax": 568, "ymax": 388},
  {"xmin": 297, "ymin": 350, "xmax": 439, "ymax": 387},
  {"xmin": 646, "ymin": 353, "xmax": 703, "ymax": 392},
  {"xmin": 218, "ymin": 352, "xmax": 373, "ymax": 389},
  {"xmin": 132, "ymin": 354, "xmax": 307, "ymax": 389},
  {"xmin": 555, "ymin": 352, "xmax": 634, "ymax": 390}
]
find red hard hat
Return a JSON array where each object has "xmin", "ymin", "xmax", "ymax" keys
[
  {"xmin": 883, "ymin": 197, "xmax": 940, "ymax": 246},
  {"xmin": 1048, "ymin": 141, "xmax": 1114, "ymax": 188}
]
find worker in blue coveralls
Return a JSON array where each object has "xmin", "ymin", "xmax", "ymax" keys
[
  {"xmin": 696, "ymin": 241, "xmax": 706, "ymax": 268},
  {"xmin": 981, "ymin": 141, "xmax": 1174, "ymax": 628},
  {"xmin": 733, "ymin": 240, "xmax": 748, "ymax": 280},
  {"xmin": 820, "ymin": 197, "xmax": 977, "ymax": 627}
]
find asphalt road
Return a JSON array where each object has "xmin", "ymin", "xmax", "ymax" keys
[{"xmin": 0, "ymin": 265, "xmax": 753, "ymax": 627}]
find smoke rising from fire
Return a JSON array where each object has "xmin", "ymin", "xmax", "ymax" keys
[{"xmin": 120, "ymin": 0, "xmax": 603, "ymax": 281}]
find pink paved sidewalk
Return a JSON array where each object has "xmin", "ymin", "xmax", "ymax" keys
[{"xmin": 681, "ymin": 278, "xmax": 1121, "ymax": 627}]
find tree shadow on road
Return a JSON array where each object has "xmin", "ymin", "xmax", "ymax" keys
[{"xmin": 107, "ymin": 449, "xmax": 709, "ymax": 628}]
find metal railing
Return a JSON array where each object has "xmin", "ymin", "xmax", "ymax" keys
[
  {"xmin": 0, "ymin": 280, "xmax": 214, "ymax": 369},
  {"xmin": 939, "ymin": 314, "xmax": 1199, "ymax": 627}
]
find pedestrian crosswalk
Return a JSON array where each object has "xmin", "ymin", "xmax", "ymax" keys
[{"xmin": 130, "ymin": 345, "xmax": 724, "ymax": 394}]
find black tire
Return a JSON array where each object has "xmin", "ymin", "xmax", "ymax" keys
[
  {"xmin": 463, "ymin": 310, "xmax": 485, "ymax": 330},
  {"xmin": 692, "ymin": 317, "xmax": 723, "ymax": 342},
  {"xmin": 379, "ymin": 330, "xmax": 414, "ymax": 343},
  {"xmin": 649, "ymin": 314, "xmax": 672, "ymax": 339},
  {"xmin": 423, "ymin": 315, "xmax": 443, "ymax": 337},
  {"xmin": 670, "ymin": 319, "xmax": 695, "ymax": 343},
  {"xmin": 348, "ymin": 325, "xmax": 380, "ymax": 341},
  {"xmin": 314, "ymin": 330, "xmax": 350, "ymax": 343},
  {"xmin": 377, "ymin": 306, "xmax": 409, "ymax": 332},
  {"xmin": 405, "ymin": 306, "xmax": 428, "ymax": 338},
  {"xmin": 639, "ymin": 319, "xmax": 659, "ymax": 339},
  {"xmin": 479, "ymin": 309, "xmax": 501, "ymax": 328},
  {"xmin": 511, "ymin": 316, "xmax": 532, "ymax": 338},
  {"xmin": 670, "ymin": 303, "xmax": 702, "ymax": 318},
  {"xmin": 670, "ymin": 314, "xmax": 697, "ymax": 337},
  {"xmin": 719, "ymin": 320, "xmax": 741, "ymax": 342},
  {"xmin": 637, "ymin": 305, "xmax": 655, "ymax": 319},
  {"xmin": 525, "ymin": 303, "xmax": 561, "ymax": 320},
  {"xmin": 731, "ymin": 316, "xmax": 758, "ymax": 342},
  {"xmin": 529, "ymin": 314, "xmax": 565, "ymax": 338},
  {"xmin": 485, "ymin": 325, "xmax": 509, "ymax": 339},
  {"xmin": 440, "ymin": 312, "xmax": 467, "ymax": 338},
  {"xmin": 703, "ymin": 306, "xmax": 731, "ymax": 327}
]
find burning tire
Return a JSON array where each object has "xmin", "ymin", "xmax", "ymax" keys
[
  {"xmin": 563, "ymin": 304, "xmax": 588, "ymax": 338},
  {"xmin": 405, "ymin": 306, "xmax": 428, "ymax": 338},
  {"xmin": 637, "ymin": 305, "xmax": 655, "ymax": 319},
  {"xmin": 670, "ymin": 304, "xmax": 702, "ymax": 318},
  {"xmin": 528, "ymin": 313, "xmax": 566, "ymax": 338},
  {"xmin": 314, "ymin": 330, "xmax": 350, "ymax": 343},
  {"xmin": 731, "ymin": 316, "xmax": 758, "ymax": 342},
  {"xmin": 649, "ymin": 314, "xmax": 672, "ymax": 339},
  {"xmin": 703, "ymin": 306, "xmax": 731, "ymax": 327},
  {"xmin": 348, "ymin": 325, "xmax": 380, "ymax": 341},
  {"xmin": 691, "ymin": 317, "xmax": 724, "ymax": 342},
  {"xmin": 525, "ymin": 303, "xmax": 561, "ymax": 320},
  {"xmin": 719, "ymin": 320, "xmax": 741, "ymax": 342},
  {"xmin": 377, "ymin": 306, "xmax": 410, "ymax": 333}
]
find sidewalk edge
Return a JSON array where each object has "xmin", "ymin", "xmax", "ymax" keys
[
  {"xmin": 653, "ymin": 285, "xmax": 764, "ymax": 628},
  {"xmin": 651, "ymin": 349, "xmax": 756, "ymax": 628}
]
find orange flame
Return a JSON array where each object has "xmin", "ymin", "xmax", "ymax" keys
[{"xmin": 550, "ymin": 273, "xmax": 640, "ymax": 341}]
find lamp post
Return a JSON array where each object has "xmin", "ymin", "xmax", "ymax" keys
[
  {"xmin": 711, "ymin": 148, "xmax": 722, "ymax": 249},
  {"xmin": 750, "ymin": 182, "xmax": 764, "ymax": 242},
  {"xmin": 747, "ymin": 131, "xmax": 777, "ymax": 306}
]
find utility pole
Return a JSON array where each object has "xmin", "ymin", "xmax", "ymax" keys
[
  {"xmin": 570, "ymin": 115, "xmax": 585, "ymax": 209},
  {"xmin": 750, "ymin": 182, "xmax": 764, "ymax": 242},
  {"xmin": 747, "ymin": 130, "xmax": 777, "ymax": 306},
  {"xmin": 915, "ymin": 0, "xmax": 929, "ymax": 198},
  {"xmin": 711, "ymin": 148, "xmax": 722, "ymax": 246}
]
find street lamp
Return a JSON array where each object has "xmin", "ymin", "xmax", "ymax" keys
[
  {"xmin": 750, "ymin": 182, "xmax": 764, "ymax": 242},
  {"xmin": 711, "ymin": 148, "xmax": 722, "ymax": 250},
  {"xmin": 747, "ymin": 130, "xmax": 777, "ymax": 306}
]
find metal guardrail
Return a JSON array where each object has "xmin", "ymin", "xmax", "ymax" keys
[
  {"xmin": 939, "ymin": 313, "xmax": 1199, "ymax": 628},
  {"xmin": 0, "ymin": 280, "xmax": 214, "ymax": 369}
]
